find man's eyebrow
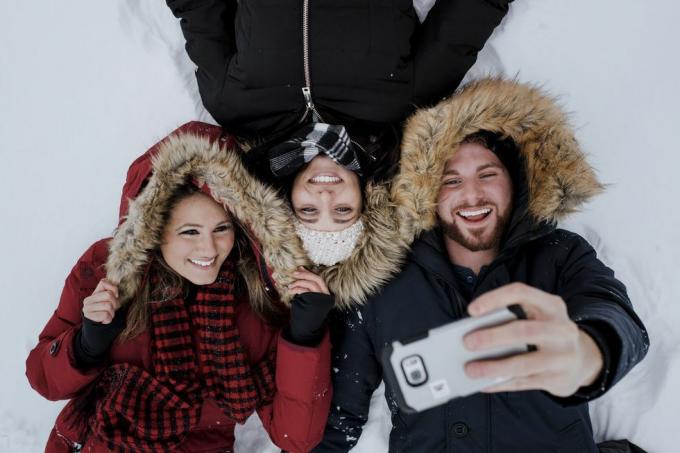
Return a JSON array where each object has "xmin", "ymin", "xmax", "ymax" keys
[
  {"xmin": 442, "ymin": 162, "xmax": 504, "ymax": 176},
  {"xmin": 477, "ymin": 163, "xmax": 504, "ymax": 172}
]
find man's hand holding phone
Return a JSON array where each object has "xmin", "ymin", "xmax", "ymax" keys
[{"xmin": 464, "ymin": 282, "xmax": 604, "ymax": 398}]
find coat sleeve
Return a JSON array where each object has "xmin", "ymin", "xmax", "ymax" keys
[
  {"xmin": 312, "ymin": 308, "xmax": 383, "ymax": 452},
  {"xmin": 25, "ymin": 240, "xmax": 110, "ymax": 401},
  {"xmin": 556, "ymin": 232, "xmax": 649, "ymax": 404},
  {"xmin": 413, "ymin": 0, "xmax": 512, "ymax": 106},
  {"xmin": 165, "ymin": 0, "xmax": 237, "ymax": 111},
  {"xmin": 257, "ymin": 330, "xmax": 333, "ymax": 453}
]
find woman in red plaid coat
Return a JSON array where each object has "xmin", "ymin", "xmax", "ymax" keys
[{"xmin": 26, "ymin": 122, "xmax": 334, "ymax": 453}]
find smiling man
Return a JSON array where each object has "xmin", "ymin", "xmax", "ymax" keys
[{"xmin": 313, "ymin": 79, "xmax": 649, "ymax": 453}]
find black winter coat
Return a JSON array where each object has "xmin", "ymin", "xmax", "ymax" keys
[
  {"xmin": 313, "ymin": 226, "xmax": 648, "ymax": 452},
  {"xmin": 166, "ymin": 0, "xmax": 512, "ymax": 138}
]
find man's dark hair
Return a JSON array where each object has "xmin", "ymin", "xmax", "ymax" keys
[{"xmin": 461, "ymin": 131, "xmax": 522, "ymax": 188}]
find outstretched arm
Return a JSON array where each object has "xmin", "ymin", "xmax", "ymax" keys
[
  {"xmin": 165, "ymin": 0, "xmax": 237, "ymax": 82},
  {"xmin": 463, "ymin": 233, "xmax": 648, "ymax": 403},
  {"xmin": 312, "ymin": 307, "xmax": 383, "ymax": 452},
  {"xmin": 413, "ymin": 0, "xmax": 513, "ymax": 106}
]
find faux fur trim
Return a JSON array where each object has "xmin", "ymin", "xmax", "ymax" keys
[
  {"xmin": 106, "ymin": 132, "xmax": 306, "ymax": 305},
  {"xmin": 320, "ymin": 183, "xmax": 408, "ymax": 309},
  {"xmin": 105, "ymin": 127, "xmax": 407, "ymax": 310},
  {"xmin": 393, "ymin": 77, "xmax": 604, "ymax": 244}
]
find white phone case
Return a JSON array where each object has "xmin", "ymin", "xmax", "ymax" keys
[{"xmin": 381, "ymin": 306, "xmax": 529, "ymax": 413}]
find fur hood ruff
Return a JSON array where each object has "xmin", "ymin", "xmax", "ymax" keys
[
  {"xmin": 106, "ymin": 78, "xmax": 603, "ymax": 310},
  {"xmin": 104, "ymin": 125, "xmax": 405, "ymax": 310},
  {"xmin": 393, "ymin": 77, "xmax": 603, "ymax": 244}
]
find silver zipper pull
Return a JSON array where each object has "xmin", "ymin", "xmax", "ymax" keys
[
  {"xmin": 301, "ymin": 86, "xmax": 322, "ymax": 123},
  {"xmin": 302, "ymin": 86, "xmax": 314, "ymax": 109}
]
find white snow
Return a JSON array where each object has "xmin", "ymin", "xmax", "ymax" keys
[{"xmin": 1, "ymin": 1, "xmax": 678, "ymax": 452}]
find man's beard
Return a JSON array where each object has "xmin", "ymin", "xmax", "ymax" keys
[{"xmin": 440, "ymin": 203, "xmax": 512, "ymax": 252}]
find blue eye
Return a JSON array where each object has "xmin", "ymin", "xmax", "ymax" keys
[
  {"xmin": 180, "ymin": 229, "xmax": 199, "ymax": 236},
  {"xmin": 443, "ymin": 178, "xmax": 461, "ymax": 186}
]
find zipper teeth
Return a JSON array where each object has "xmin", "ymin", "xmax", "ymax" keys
[
  {"xmin": 302, "ymin": 0, "xmax": 311, "ymax": 87},
  {"xmin": 300, "ymin": 0, "xmax": 324, "ymax": 123}
]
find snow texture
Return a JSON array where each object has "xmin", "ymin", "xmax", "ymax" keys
[{"xmin": 1, "ymin": 0, "xmax": 678, "ymax": 452}]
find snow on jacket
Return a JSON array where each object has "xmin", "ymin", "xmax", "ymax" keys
[
  {"xmin": 166, "ymin": 0, "xmax": 513, "ymax": 138},
  {"xmin": 26, "ymin": 122, "xmax": 332, "ymax": 453},
  {"xmin": 313, "ymin": 79, "xmax": 650, "ymax": 452}
]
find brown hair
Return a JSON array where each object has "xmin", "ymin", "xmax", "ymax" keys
[{"xmin": 118, "ymin": 184, "xmax": 284, "ymax": 341}]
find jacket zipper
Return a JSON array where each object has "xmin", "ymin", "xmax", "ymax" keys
[{"xmin": 300, "ymin": 0, "xmax": 323, "ymax": 123}]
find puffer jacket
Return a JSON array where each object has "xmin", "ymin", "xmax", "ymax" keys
[
  {"xmin": 26, "ymin": 122, "xmax": 332, "ymax": 453},
  {"xmin": 166, "ymin": 0, "xmax": 513, "ymax": 138},
  {"xmin": 313, "ymin": 79, "xmax": 649, "ymax": 452}
]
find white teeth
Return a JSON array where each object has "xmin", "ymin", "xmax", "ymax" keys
[
  {"xmin": 310, "ymin": 175, "xmax": 341, "ymax": 183},
  {"xmin": 458, "ymin": 208, "xmax": 491, "ymax": 218},
  {"xmin": 189, "ymin": 258, "xmax": 215, "ymax": 267}
]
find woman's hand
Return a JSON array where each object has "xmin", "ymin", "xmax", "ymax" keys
[
  {"xmin": 75, "ymin": 279, "xmax": 126, "ymax": 367},
  {"xmin": 464, "ymin": 283, "xmax": 604, "ymax": 397},
  {"xmin": 287, "ymin": 268, "xmax": 334, "ymax": 346},
  {"xmin": 289, "ymin": 267, "xmax": 330, "ymax": 296},
  {"xmin": 82, "ymin": 279, "xmax": 121, "ymax": 324}
]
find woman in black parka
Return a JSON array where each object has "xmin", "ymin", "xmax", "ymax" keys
[{"xmin": 165, "ymin": 0, "xmax": 513, "ymax": 140}]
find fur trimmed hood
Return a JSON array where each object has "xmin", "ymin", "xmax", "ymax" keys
[
  {"xmin": 106, "ymin": 78, "xmax": 602, "ymax": 312},
  {"xmin": 106, "ymin": 123, "xmax": 308, "ymax": 307},
  {"xmin": 392, "ymin": 78, "xmax": 604, "ymax": 243},
  {"xmin": 105, "ymin": 122, "xmax": 405, "ymax": 311}
]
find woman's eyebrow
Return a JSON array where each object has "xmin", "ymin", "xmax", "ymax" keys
[{"xmin": 175, "ymin": 223, "xmax": 203, "ymax": 232}]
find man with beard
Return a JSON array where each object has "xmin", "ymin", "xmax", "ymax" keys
[{"xmin": 313, "ymin": 79, "xmax": 649, "ymax": 452}]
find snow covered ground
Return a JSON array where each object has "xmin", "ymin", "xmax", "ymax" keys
[{"xmin": 1, "ymin": 0, "xmax": 678, "ymax": 451}]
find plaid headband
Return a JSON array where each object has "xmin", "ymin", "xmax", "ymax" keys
[{"xmin": 267, "ymin": 123, "xmax": 362, "ymax": 177}]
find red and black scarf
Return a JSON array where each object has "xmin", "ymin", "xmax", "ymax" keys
[{"xmin": 89, "ymin": 261, "xmax": 276, "ymax": 452}]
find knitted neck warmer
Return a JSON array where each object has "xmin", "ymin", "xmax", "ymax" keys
[{"xmin": 295, "ymin": 218, "xmax": 364, "ymax": 266}]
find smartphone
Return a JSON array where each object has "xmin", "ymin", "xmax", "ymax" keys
[{"xmin": 381, "ymin": 305, "xmax": 529, "ymax": 413}]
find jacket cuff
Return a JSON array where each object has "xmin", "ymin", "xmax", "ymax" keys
[
  {"xmin": 39, "ymin": 328, "xmax": 102, "ymax": 399},
  {"xmin": 275, "ymin": 330, "xmax": 331, "ymax": 403},
  {"xmin": 571, "ymin": 322, "xmax": 613, "ymax": 400},
  {"xmin": 550, "ymin": 322, "xmax": 613, "ymax": 406}
]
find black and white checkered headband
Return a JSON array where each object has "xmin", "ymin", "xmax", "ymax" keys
[{"xmin": 267, "ymin": 123, "xmax": 362, "ymax": 177}]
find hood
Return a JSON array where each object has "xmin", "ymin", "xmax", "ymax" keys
[
  {"xmin": 317, "ymin": 181, "xmax": 407, "ymax": 309},
  {"xmin": 241, "ymin": 135, "xmax": 410, "ymax": 310},
  {"xmin": 106, "ymin": 122, "xmax": 308, "ymax": 307},
  {"xmin": 392, "ymin": 77, "xmax": 604, "ymax": 244}
]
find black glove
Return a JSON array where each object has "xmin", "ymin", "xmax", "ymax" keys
[
  {"xmin": 285, "ymin": 293, "xmax": 335, "ymax": 347},
  {"xmin": 73, "ymin": 309, "xmax": 126, "ymax": 367}
]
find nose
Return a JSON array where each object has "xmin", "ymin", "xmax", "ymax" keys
[
  {"xmin": 314, "ymin": 185, "xmax": 336, "ymax": 196},
  {"xmin": 460, "ymin": 179, "xmax": 484, "ymax": 205},
  {"xmin": 197, "ymin": 233, "xmax": 217, "ymax": 257}
]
